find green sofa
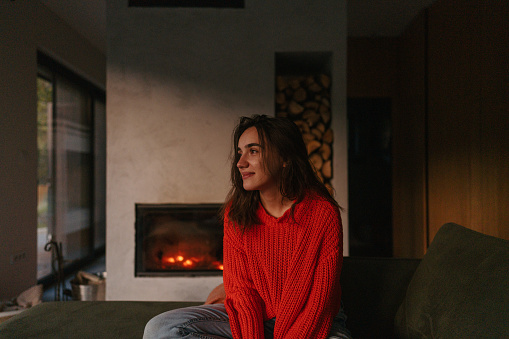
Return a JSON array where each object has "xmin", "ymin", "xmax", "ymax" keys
[{"xmin": 1, "ymin": 223, "xmax": 507, "ymax": 338}]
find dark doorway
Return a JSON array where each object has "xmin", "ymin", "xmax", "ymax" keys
[{"xmin": 348, "ymin": 98, "xmax": 392, "ymax": 257}]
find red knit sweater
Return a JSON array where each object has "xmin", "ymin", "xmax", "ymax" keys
[{"xmin": 223, "ymin": 193, "xmax": 343, "ymax": 339}]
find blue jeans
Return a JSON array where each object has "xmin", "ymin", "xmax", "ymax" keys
[{"xmin": 143, "ymin": 303, "xmax": 352, "ymax": 339}]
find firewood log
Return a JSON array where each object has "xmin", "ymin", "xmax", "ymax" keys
[
  {"xmin": 319, "ymin": 143, "xmax": 331, "ymax": 160},
  {"xmin": 289, "ymin": 77, "xmax": 301, "ymax": 89},
  {"xmin": 316, "ymin": 122, "xmax": 326, "ymax": 133},
  {"xmin": 302, "ymin": 133, "xmax": 316, "ymax": 144},
  {"xmin": 322, "ymin": 160, "xmax": 332, "ymax": 179},
  {"xmin": 288, "ymin": 101, "xmax": 304, "ymax": 115},
  {"xmin": 320, "ymin": 109, "xmax": 331, "ymax": 124},
  {"xmin": 308, "ymin": 82, "xmax": 322, "ymax": 92},
  {"xmin": 293, "ymin": 87, "xmax": 307, "ymax": 102},
  {"xmin": 309, "ymin": 153, "xmax": 323, "ymax": 171},
  {"xmin": 320, "ymin": 74, "xmax": 331, "ymax": 89},
  {"xmin": 306, "ymin": 140, "xmax": 321, "ymax": 155},
  {"xmin": 323, "ymin": 129, "xmax": 333, "ymax": 144},
  {"xmin": 304, "ymin": 101, "xmax": 320, "ymax": 111},
  {"xmin": 303, "ymin": 110, "xmax": 320, "ymax": 126},
  {"xmin": 276, "ymin": 92, "xmax": 286, "ymax": 105},
  {"xmin": 294, "ymin": 120, "xmax": 310, "ymax": 134},
  {"xmin": 276, "ymin": 76, "xmax": 288, "ymax": 91},
  {"xmin": 311, "ymin": 128, "xmax": 323, "ymax": 140}
]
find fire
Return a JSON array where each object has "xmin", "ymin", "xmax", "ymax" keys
[{"xmin": 159, "ymin": 253, "xmax": 223, "ymax": 270}]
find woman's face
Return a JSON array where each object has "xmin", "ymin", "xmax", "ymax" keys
[{"xmin": 236, "ymin": 126, "xmax": 276, "ymax": 192}]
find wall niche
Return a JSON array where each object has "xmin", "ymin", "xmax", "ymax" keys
[{"xmin": 275, "ymin": 52, "xmax": 334, "ymax": 193}]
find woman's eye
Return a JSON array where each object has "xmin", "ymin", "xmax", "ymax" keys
[{"xmin": 250, "ymin": 149, "xmax": 258, "ymax": 154}]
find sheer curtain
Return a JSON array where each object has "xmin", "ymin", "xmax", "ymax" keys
[{"xmin": 54, "ymin": 75, "xmax": 93, "ymax": 262}]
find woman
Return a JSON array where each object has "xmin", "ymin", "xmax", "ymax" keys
[{"xmin": 144, "ymin": 115, "xmax": 351, "ymax": 339}]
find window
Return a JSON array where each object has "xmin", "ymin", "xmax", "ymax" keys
[
  {"xmin": 37, "ymin": 53, "xmax": 106, "ymax": 280},
  {"xmin": 37, "ymin": 73, "xmax": 54, "ymax": 279}
]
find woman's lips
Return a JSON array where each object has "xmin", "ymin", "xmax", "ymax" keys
[{"xmin": 241, "ymin": 172, "xmax": 254, "ymax": 180}]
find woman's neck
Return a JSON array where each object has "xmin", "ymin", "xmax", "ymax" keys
[{"xmin": 259, "ymin": 188, "xmax": 293, "ymax": 218}]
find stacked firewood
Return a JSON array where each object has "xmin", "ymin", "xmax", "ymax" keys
[{"xmin": 275, "ymin": 74, "xmax": 333, "ymax": 193}]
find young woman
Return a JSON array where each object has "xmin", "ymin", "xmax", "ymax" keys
[{"xmin": 144, "ymin": 115, "xmax": 351, "ymax": 339}]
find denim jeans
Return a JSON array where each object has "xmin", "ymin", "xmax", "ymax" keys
[{"xmin": 143, "ymin": 303, "xmax": 352, "ymax": 339}]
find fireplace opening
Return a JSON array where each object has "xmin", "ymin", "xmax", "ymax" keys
[{"xmin": 135, "ymin": 203, "xmax": 223, "ymax": 277}]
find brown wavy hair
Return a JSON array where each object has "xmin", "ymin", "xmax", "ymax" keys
[{"xmin": 222, "ymin": 114, "xmax": 339, "ymax": 230}]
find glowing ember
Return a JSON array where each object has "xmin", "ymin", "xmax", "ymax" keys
[{"xmin": 157, "ymin": 253, "xmax": 223, "ymax": 271}]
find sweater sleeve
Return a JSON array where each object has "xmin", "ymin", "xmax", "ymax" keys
[
  {"xmin": 223, "ymin": 216, "xmax": 265, "ymax": 339},
  {"xmin": 274, "ymin": 205, "xmax": 343, "ymax": 339}
]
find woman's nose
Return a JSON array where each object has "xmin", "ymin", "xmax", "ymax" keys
[{"xmin": 237, "ymin": 154, "xmax": 247, "ymax": 168}]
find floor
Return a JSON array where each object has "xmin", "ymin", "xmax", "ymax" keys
[{"xmin": 42, "ymin": 255, "xmax": 106, "ymax": 302}]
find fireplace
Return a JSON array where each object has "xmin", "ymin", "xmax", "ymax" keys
[{"xmin": 135, "ymin": 203, "xmax": 224, "ymax": 277}]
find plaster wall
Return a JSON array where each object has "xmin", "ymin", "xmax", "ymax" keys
[{"xmin": 107, "ymin": 0, "xmax": 348, "ymax": 301}]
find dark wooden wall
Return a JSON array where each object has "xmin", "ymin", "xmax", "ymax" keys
[{"xmin": 348, "ymin": 0, "xmax": 509, "ymax": 258}]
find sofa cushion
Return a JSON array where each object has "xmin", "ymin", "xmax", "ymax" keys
[
  {"xmin": 0, "ymin": 301, "xmax": 202, "ymax": 339},
  {"xmin": 395, "ymin": 223, "xmax": 509, "ymax": 338}
]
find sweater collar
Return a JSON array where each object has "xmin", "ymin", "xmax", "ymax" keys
[
  {"xmin": 257, "ymin": 202, "xmax": 293, "ymax": 224},
  {"xmin": 256, "ymin": 193, "xmax": 314, "ymax": 225}
]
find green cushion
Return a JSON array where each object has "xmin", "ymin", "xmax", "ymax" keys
[
  {"xmin": 395, "ymin": 223, "xmax": 509, "ymax": 338},
  {"xmin": 0, "ymin": 301, "xmax": 201, "ymax": 339}
]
